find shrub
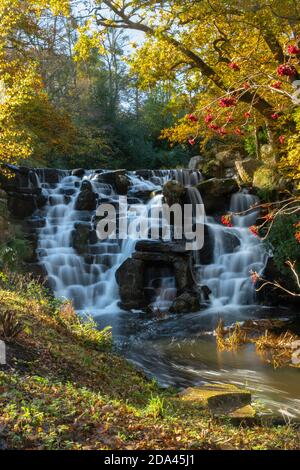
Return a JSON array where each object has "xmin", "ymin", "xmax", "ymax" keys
[
  {"xmin": 57, "ymin": 301, "xmax": 112, "ymax": 352},
  {"xmin": 0, "ymin": 309, "xmax": 23, "ymax": 340},
  {"xmin": 267, "ymin": 213, "xmax": 300, "ymax": 289},
  {"xmin": 145, "ymin": 394, "xmax": 165, "ymax": 419}
]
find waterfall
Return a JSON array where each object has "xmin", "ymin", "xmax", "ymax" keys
[
  {"xmin": 36, "ymin": 169, "xmax": 266, "ymax": 315},
  {"xmin": 36, "ymin": 169, "xmax": 201, "ymax": 315},
  {"xmin": 199, "ymin": 190, "xmax": 267, "ymax": 308}
]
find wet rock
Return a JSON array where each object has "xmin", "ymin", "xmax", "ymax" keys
[
  {"xmin": 116, "ymin": 258, "xmax": 146, "ymax": 310},
  {"xmin": 128, "ymin": 189, "xmax": 154, "ymax": 202},
  {"xmin": 116, "ymin": 174, "xmax": 131, "ymax": 195},
  {"xmin": 222, "ymin": 231, "xmax": 240, "ymax": 253},
  {"xmin": 180, "ymin": 383, "xmax": 252, "ymax": 413},
  {"xmin": 36, "ymin": 168, "xmax": 67, "ymax": 184},
  {"xmin": 133, "ymin": 251, "xmax": 195, "ymax": 293},
  {"xmin": 135, "ymin": 240, "xmax": 186, "ymax": 254},
  {"xmin": 94, "ymin": 170, "xmax": 131, "ymax": 195},
  {"xmin": 134, "ymin": 170, "xmax": 152, "ymax": 179},
  {"xmin": 216, "ymin": 150, "xmax": 243, "ymax": 169},
  {"xmin": 197, "ymin": 178, "xmax": 239, "ymax": 214},
  {"xmin": 26, "ymin": 217, "xmax": 46, "ymax": 229},
  {"xmin": 59, "ymin": 187, "xmax": 76, "ymax": 196},
  {"xmin": 72, "ymin": 168, "xmax": 85, "ymax": 177},
  {"xmin": 170, "ymin": 291, "xmax": 201, "ymax": 314},
  {"xmin": 235, "ymin": 158, "xmax": 262, "ymax": 185},
  {"xmin": 80, "ymin": 180, "xmax": 93, "ymax": 191},
  {"xmin": 7, "ymin": 192, "xmax": 47, "ymax": 218},
  {"xmin": 201, "ymin": 285, "xmax": 211, "ymax": 301},
  {"xmin": 75, "ymin": 183, "xmax": 97, "ymax": 211},
  {"xmin": 72, "ymin": 223, "xmax": 90, "ymax": 254},
  {"xmin": 199, "ymin": 224, "xmax": 214, "ymax": 264},
  {"xmin": 163, "ymin": 180, "xmax": 185, "ymax": 206}
]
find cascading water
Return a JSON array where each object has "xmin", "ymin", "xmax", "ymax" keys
[
  {"xmin": 36, "ymin": 169, "xmax": 267, "ymax": 313},
  {"xmin": 36, "ymin": 169, "xmax": 202, "ymax": 315},
  {"xmin": 33, "ymin": 168, "xmax": 300, "ymax": 419},
  {"xmin": 198, "ymin": 190, "xmax": 267, "ymax": 308}
]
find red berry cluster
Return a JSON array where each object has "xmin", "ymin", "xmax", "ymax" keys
[
  {"xmin": 277, "ymin": 64, "xmax": 297, "ymax": 77},
  {"xmin": 221, "ymin": 215, "xmax": 233, "ymax": 227}
]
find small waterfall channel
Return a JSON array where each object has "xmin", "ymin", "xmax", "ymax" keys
[{"xmin": 199, "ymin": 191, "xmax": 267, "ymax": 309}]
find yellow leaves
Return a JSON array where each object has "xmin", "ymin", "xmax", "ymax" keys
[
  {"xmin": 35, "ymin": 0, "xmax": 70, "ymax": 17},
  {"xmin": 74, "ymin": 22, "xmax": 105, "ymax": 62}
]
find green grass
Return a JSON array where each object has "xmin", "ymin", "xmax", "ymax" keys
[{"xmin": 0, "ymin": 272, "xmax": 299, "ymax": 450}]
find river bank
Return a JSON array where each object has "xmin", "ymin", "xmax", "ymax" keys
[{"xmin": 0, "ymin": 274, "xmax": 299, "ymax": 450}]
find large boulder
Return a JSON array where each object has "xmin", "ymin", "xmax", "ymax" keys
[
  {"xmin": 71, "ymin": 222, "xmax": 90, "ymax": 254},
  {"xmin": 163, "ymin": 180, "xmax": 185, "ymax": 206},
  {"xmin": 72, "ymin": 168, "xmax": 85, "ymax": 177},
  {"xmin": 115, "ymin": 258, "xmax": 146, "ymax": 310},
  {"xmin": 96, "ymin": 170, "xmax": 131, "ymax": 195},
  {"xmin": 235, "ymin": 158, "xmax": 262, "ymax": 185},
  {"xmin": 253, "ymin": 166, "xmax": 281, "ymax": 192},
  {"xmin": 7, "ymin": 192, "xmax": 47, "ymax": 218},
  {"xmin": 170, "ymin": 291, "xmax": 201, "ymax": 314},
  {"xmin": 75, "ymin": 181, "xmax": 97, "ymax": 211},
  {"xmin": 36, "ymin": 168, "xmax": 68, "ymax": 184},
  {"xmin": 115, "ymin": 174, "xmax": 131, "ymax": 195},
  {"xmin": 197, "ymin": 178, "xmax": 239, "ymax": 214},
  {"xmin": 216, "ymin": 150, "xmax": 243, "ymax": 169}
]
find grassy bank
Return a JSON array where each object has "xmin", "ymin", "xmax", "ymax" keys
[{"xmin": 0, "ymin": 273, "xmax": 299, "ymax": 450}]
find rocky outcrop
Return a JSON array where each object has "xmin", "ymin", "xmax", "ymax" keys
[
  {"xmin": 1, "ymin": 164, "xmax": 48, "ymax": 218},
  {"xmin": 75, "ymin": 180, "xmax": 98, "ymax": 211},
  {"xmin": 36, "ymin": 168, "xmax": 68, "ymax": 184},
  {"xmin": 72, "ymin": 222, "xmax": 91, "ymax": 255},
  {"xmin": 163, "ymin": 180, "xmax": 185, "ymax": 206},
  {"xmin": 116, "ymin": 240, "xmax": 201, "ymax": 312},
  {"xmin": 253, "ymin": 166, "xmax": 281, "ymax": 192},
  {"xmin": 197, "ymin": 178, "xmax": 239, "ymax": 214},
  {"xmin": 170, "ymin": 292, "xmax": 200, "ymax": 314},
  {"xmin": 115, "ymin": 258, "xmax": 146, "ymax": 310},
  {"xmin": 215, "ymin": 150, "xmax": 242, "ymax": 168},
  {"xmin": 72, "ymin": 168, "xmax": 86, "ymax": 177},
  {"xmin": 180, "ymin": 384, "xmax": 255, "ymax": 421},
  {"xmin": 7, "ymin": 191, "xmax": 47, "ymax": 218},
  {"xmin": 96, "ymin": 170, "xmax": 131, "ymax": 195},
  {"xmin": 235, "ymin": 158, "xmax": 262, "ymax": 185}
]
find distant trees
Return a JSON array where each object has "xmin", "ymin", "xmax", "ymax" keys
[
  {"xmin": 0, "ymin": 1, "xmax": 188, "ymax": 170},
  {"xmin": 84, "ymin": 0, "xmax": 300, "ymax": 182}
]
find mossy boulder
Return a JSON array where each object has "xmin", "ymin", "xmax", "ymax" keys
[
  {"xmin": 180, "ymin": 383, "xmax": 254, "ymax": 420},
  {"xmin": 163, "ymin": 180, "xmax": 185, "ymax": 206},
  {"xmin": 72, "ymin": 222, "xmax": 90, "ymax": 254},
  {"xmin": 235, "ymin": 158, "xmax": 262, "ymax": 185},
  {"xmin": 253, "ymin": 166, "xmax": 282, "ymax": 192},
  {"xmin": 197, "ymin": 178, "xmax": 239, "ymax": 214}
]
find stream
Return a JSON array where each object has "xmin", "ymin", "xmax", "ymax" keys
[{"xmin": 34, "ymin": 168, "xmax": 300, "ymax": 420}]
